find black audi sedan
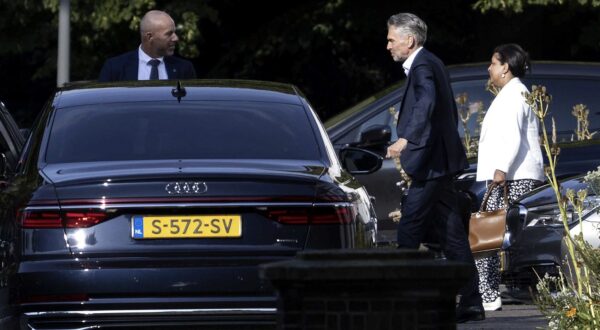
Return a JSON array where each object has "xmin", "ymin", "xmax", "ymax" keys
[
  {"xmin": 0, "ymin": 80, "xmax": 381, "ymax": 329},
  {"xmin": 326, "ymin": 62, "xmax": 600, "ymax": 243}
]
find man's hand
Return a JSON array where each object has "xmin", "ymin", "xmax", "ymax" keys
[
  {"xmin": 493, "ymin": 169, "xmax": 506, "ymax": 185},
  {"xmin": 386, "ymin": 138, "xmax": 408, "ymax": 159}
]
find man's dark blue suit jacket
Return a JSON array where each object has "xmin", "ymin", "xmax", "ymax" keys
[
  {"xmin": 397, "ymin": 48, "xmax": 468, "ymax": 181},
  {"xmin": 98, "ymin": 50, "xmax": 197, "ymax": 82}
]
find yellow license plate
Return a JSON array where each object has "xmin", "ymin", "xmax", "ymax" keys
[{"xmin": 132, "ymin": 215, "xmax": 242, "ymax": 239}]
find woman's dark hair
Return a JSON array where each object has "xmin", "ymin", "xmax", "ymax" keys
[{"xmin": 494, "ymin": 43, "xmax": 531, "ymax": 78}]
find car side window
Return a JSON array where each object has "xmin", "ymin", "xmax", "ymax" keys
[
  {"xmin": 523, "ymin": 78, "xmax": 600, "ymax": 142},
  {"xmin": 452, "ymin": 77, "xmax": 600, "ymax": 143},
  {"xmin": 450, "ymin": 79, "xmax": 495, "ymax": 158},
  {"xmin": 334, "ymin": 102, "xmax": 400, "ymax": 146},
  {"xmin": 451, "ymin": 79, "xmax": 494, "ymax": 138}
]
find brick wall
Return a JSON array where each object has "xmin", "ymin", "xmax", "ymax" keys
[{"xmin": 261, "ymin": 249, "xmax": 469, "ymax": 330}]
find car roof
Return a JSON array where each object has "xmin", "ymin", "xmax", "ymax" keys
[{"xmin": 54, "ymin": 79, "xmax": 303, "ymax": 108}]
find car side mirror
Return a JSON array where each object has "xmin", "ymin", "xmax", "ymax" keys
[
  {"xmin": 339, "ymin": 147, "xmax": 383, "ymax": 175},
  {"xmin": 358, "ymin": 124, "xmax": 392, "ymax": 148}
]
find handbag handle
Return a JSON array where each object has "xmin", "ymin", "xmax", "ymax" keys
[{"xmin": 479, "ymin": 182, "xmax": 509, "ymax": 213}]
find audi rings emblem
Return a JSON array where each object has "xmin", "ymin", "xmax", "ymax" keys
[{"xmin": 165, "ymin": 182, "xmax": 208, "ymax": 194}]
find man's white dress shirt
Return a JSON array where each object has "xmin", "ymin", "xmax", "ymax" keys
[
  {"xmin": 402, "ymin": 47, "xmax": 423, "ymax": 76},
  {"xmin": 138, "ymin": 46, "xmax": 168, "ymax": 80},
  {"xmin": 476, "ymin": 77, "xmax": 544, "ymax": 181}
]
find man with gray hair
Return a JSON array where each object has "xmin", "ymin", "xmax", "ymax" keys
[
  {"xmin": 99, "ymin": 10, "xmax": 196, "ymax": 81},
  {"xmin": 384, "ymin": 12, "xmax": 485, "ymax": 323}
]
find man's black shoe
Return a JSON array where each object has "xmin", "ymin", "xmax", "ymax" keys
[{"xmin": 456, "ymin": 305, "xmax": 485, "ymax": 323}]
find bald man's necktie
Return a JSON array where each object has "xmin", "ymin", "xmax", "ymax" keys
[{"xmin": 148, "ymin": 59, "xmax": 160, "ymax": 80}]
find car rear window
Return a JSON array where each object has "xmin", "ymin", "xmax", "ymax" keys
[{"xmin": 45, "ymin": 101, "xmax": 322, "ymax": 163}]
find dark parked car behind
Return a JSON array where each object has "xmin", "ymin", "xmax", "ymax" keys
[
  {"xmin": 326, "ymin": 62, "xmax": 600, "ymax": 244},
  {"xmin": 0, "ymin": 101, "xmax": 25, "ymax": 179},
  {"xmin": 502, "ymin": 174, "xmax": 600, "ymax": 299},
  {"xmin": 0, "ymin": 80, "xmax": 381, "ymax": 329}
]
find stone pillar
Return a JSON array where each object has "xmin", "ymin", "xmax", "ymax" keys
[{"xmin": 260, "ymin": 249, "xmax": 469, "ymax": 330}]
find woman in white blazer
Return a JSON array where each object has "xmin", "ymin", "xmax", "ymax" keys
[{"xmin": 475, "ymin": 44, "xmax": 544, "ymax": 311}]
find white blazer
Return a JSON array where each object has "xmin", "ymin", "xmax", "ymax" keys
[{"xmin": 476, "ymin": 78, "xmax": 544, "ymax": 182}]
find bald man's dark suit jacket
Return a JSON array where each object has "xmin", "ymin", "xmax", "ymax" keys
[
  {"xmin": 397, "ymin": 48, "xmax": 468, "ymax": 180},
  {"xmin": 98, "ymin": 50, "xmax": 196, "ymax": 82}
]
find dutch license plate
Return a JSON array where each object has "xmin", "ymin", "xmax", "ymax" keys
[{"xmin": 132, "ymin": 215, "xmax": 242, "ymax": 239}]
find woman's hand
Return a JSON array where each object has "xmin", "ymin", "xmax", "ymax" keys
[{"xmin": 493, "ymin": 169, "xmax": 506, "ymax": 185}]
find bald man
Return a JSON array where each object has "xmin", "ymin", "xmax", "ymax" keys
[{"xmin": 99, "ymin": 10, "xmax": 196, "ymax": 82}]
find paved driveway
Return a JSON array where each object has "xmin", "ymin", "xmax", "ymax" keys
[{"xmin": 458, "ymin": 304, "xmax": 547, "ymax": 329}]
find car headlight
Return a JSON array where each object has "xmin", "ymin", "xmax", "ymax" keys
[{"xmin": 526, "ymin": 195, "xmax": 600, "ymax": 228}]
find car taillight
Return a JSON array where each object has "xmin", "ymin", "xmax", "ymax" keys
[
  {"xmin": 20, "ymin": 211, "xmax": 62, "ymax": 228},
  {"xmin": 312, "ymin": 206, "xmax": 353, "ymax": 224},
  {"xmin": 64, "ymin": 212, "xmax": 108, "ymax": 228},
  {"xmin": 19, "ymin": 210, "xmax": 109, "ymax": 228},
  {"xmin": 265, "ymin": 206, "xmax": 353, "ymax": 224}
]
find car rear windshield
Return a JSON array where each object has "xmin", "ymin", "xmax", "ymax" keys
[{"xmin": 45, "ymin": 101, "xmax": 322, "ymax": 163}]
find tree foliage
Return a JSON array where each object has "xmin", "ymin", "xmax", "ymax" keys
[
  {"xmin": 473, "ymin": 0, "xmax": 600, "ymax": 13},
  {"xmin": 0, "ymin": 0, "xmax": 218, "ymax": 80},
  {"xmin": 0, "ymin": 0, "xmax": 218, "ymax": 124},
  {"xmin": 206, "ymin": 0, "xmax": 393, "ymax": 118},
  {"xmin": 2, "ymin": 0, "xmax": 600, "ymax": 127}
]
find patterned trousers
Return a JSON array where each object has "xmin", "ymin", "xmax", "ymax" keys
[{"xmin": 475, "ymin": 179, "xmax": 541, "ymax": 303}]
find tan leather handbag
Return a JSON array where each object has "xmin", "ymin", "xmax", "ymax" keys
[{"xmin": 469, "ymin": 183, "xmax": 508, "ymax": 254}]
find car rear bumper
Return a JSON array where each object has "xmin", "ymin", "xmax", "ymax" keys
[{"xmin": 12, "ymin": 255, "xmax": 288, "ymax": 329}]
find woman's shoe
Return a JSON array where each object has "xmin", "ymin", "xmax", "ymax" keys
[{"xmin": 483, "ymin": 297, "xmax": 502, "ymax": 311}]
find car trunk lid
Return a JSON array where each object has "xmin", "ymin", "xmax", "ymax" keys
[{"xmin": 40, "ymin": 160, "xmax": 350, "ymax": 257}]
